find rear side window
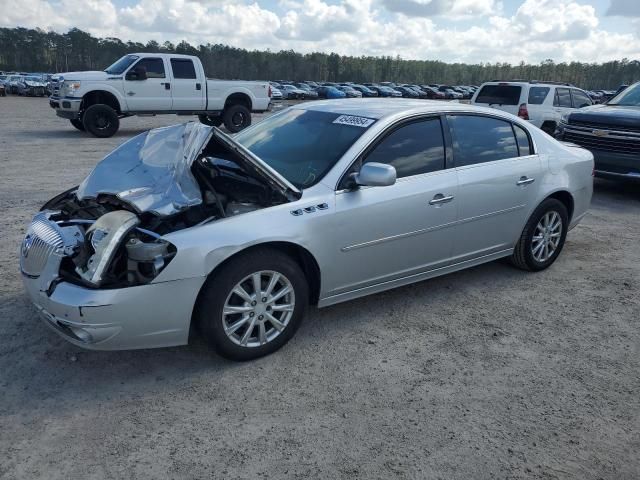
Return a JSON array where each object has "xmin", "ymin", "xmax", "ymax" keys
[
  {"xmin": 364, "ymin": 118, "xmax": 445, "ymax": 178},
  {"xmin": 133, "ymin": 58, "xmax": 165, "ymax": 78},
  {"xmin": 554, "ymin": 88, "xmax": 572, "ymax": 107},
  {"xmin": 448, "ymin": 115, "xmax": 518, "ymax": 166},
  {"xmin": 475, "ymin": 85, "xmax": 522, "ymax": 105},
  {"xmin": 514, "ymin": 124, "xmax": 532, "ymax": 156},
  {"xmin": 528, "ymin": 87, "xmax": 550, "ymax": 105},
  {"xmin": 571, "ymin": 89, "xmax": 592, "ymax": 108},
  {"xmin": 171, "ymin": 59, "xmax": 197, "ymax": 79}
]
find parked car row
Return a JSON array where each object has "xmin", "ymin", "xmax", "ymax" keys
[
  {"xmin": 268, "ymin": 80, "xmax": 480, "ymax": 101},
  {"xmin": 0, "ymin": 72, "xmax": 53, "ymax": 96}
]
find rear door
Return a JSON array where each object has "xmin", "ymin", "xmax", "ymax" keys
[
  {"xmin": 552, "ymin": 87, "xmax": 573, "ymax": 124},
  {"xmin": 447, "ymin": 114, "xmax": 541, "ymax": 262},
  {"xmin": 472, "ymin": 83, "xmax": 523, "ymax": 115},
  {"xmin": 170, "ymin": 58, "xmax": 205, "ymax": 111},
  {"xmin": 122, "ymin": 57, "xmax": 172, "ymax": 111}
]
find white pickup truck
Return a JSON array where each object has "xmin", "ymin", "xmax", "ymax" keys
[{"xmin": 49, "ymin": 53, "xmax": 272, "ymax": 137}]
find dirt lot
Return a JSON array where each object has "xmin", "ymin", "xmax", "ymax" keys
[{"xmin": 0, "ymin": 96, "xmax": 639, "ymax": 480}]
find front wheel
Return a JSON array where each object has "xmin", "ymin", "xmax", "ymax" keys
[
  {"xmin": 222, "ymin": 104, "xmax": 251, "ymax": 133},
  {"xmin": 198, "ymin": 114, "xmax": 223, "ymax": 127},
  {"xmin": 511, "ymin": 198, "xmax": 569, "ymax": 271},
  {"xmin": 82, "ymin": 104, "xmax": 119, "ymax": 138},
  {"xmin": 196, "ymin": 248, "xmax": 308, "ymax": 361},
  {"xmin": 70, "ymin": 119, "xmax": 85, "ymax": 131}
]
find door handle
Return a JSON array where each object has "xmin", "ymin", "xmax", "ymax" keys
[
  {"xmin": 161, "ymin": 82, "xmax": 171, "ymax": 90},
  {"xmin": 196, "ymin": 83, "xmax": 201, "ymax": 91},
  {"xmin": 429, "ymin": 194, "xmax": 454, "ymax": 205},
  {"xmin": 516, "ymin": 176, "xmax": 535, "ymax": 186}
]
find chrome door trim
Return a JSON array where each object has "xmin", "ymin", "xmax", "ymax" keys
[{"xmin": 341, "ymin": 204, "xmax": 524, "ymax": 252}]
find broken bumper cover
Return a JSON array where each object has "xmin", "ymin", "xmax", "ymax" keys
[
  {"xmin": 22, "ymin": 274, "xmax": 206, "ymax": 350},
  {"xmin": 49, "ymin": 95, "xmax": 82, "ymax": 119}
]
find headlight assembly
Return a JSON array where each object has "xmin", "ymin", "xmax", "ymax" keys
[{"xmin": 64, "ymin": 81, "xmax": 81, "ymax": 96}]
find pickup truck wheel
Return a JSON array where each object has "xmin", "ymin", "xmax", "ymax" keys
[
  {"xmin": 70, "ymin": 119, "xmax": 85, "ymax": 132},
  {"xmin": 198, "ymin": 114, "xmax": 223, "ymax": 127},
  {"xmin": 83, "ymin": 104, "xmax": 119, "ymax": 138},
  {"xmin": 223, "ymin": 104, "xmax": 251, "ymax": 133},
  {"xmin": 196, "ymin": 248, "xmax": 308, "ymax": 361}
]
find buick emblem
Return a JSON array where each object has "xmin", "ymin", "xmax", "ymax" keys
[
  {"xmin": 21, "ymin": 234, "xmax": 33, "ymax": 258},
  {"xmin": 592, "ymin": 129, "xmax": 608, "ymax": 137}
]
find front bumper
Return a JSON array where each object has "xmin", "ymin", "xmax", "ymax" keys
[
  {"xmin": 556, "ymin": 125, "xmax": 640, "ymax": 181},
  {"xmin": 23, "ymin": 274, "xmax": 206, "ymax": 350},
  {"xmin": 49, "ymin": 95, "xmax": 82, "ymax": 120}
]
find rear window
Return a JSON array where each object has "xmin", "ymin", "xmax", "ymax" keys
[
  {"xmin": 528, "ymin": 87, "xmax": 550, "ymax": 105},
  {"xmin": 475, "ymin": 85, "xmax": 522, "ymax": 105}
]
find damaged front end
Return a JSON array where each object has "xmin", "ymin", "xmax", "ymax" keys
[{"xmin": 21, "ymin": 121, "xmax": 299, "ymax": 293}]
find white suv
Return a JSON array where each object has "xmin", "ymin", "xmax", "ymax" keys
[{"xmin": 471, "ymin": 81, "xmax": 592, "ymax": 134}]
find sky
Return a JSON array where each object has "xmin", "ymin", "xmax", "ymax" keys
[{"xmin": 1, "ymin": 0, "xmax": 640, "ymax": 64}]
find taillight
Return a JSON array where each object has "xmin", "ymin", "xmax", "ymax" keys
[
  {"xmin": 268, "ymin": 85, "xmax": 272, "ymax": 98},
  {"xmin": 517, "ymin": 103, "xmax": 529, "ymax": 120}
]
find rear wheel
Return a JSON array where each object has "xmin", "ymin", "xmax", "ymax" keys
[
  {"xmin": 222, "ymin": 104, "xmax": 251, "ymax": 133},
  {"xmin": 82, "ymin": 104, "xmax": 119, "ymax": 138},
  {"xmin": 70, "ymin": 119, "xmax": 85, "ymax": 131},
  {"xmin": 198, "ymin": 114, "xmax": 223, "ymax": 127},
  {"xmin": 511, "ymin": 198, "xmax": 569, "ymax": 271},
  {"xmin": 196, "ymin": 248, "xmax": 308, "ymax": 361}
]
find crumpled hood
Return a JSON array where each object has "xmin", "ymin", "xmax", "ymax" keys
[
  {"xmin": 77, "ymin": 122, "xmax": 211, "ymax": 216},
  {"xmin": 76, "ymin": 122, "xmax": 300, "ymax": 217},
  {"xmin": 24, "ymin": 81, "xmax": 46, "ymax": 87}
]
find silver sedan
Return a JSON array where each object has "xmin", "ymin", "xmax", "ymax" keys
[{"xmin": 20, "ymin": 99, "xmax": 594, "ymax": 360}]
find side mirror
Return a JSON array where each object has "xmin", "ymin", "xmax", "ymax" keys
[
  {"xmin": 126, "ymin": 66, "xmax": 147, "ymax": 81},
  {"xmin": 351, "ymin": 162, "xmax": 396, "ymax": 188}
]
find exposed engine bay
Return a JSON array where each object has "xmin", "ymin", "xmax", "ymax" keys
[{"xmin": 33, "ymin": 123, "xmax": 294, "ymax": 290}]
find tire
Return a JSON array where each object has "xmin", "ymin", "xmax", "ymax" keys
[
  {"xmin": 541, "ymin": 122, "xmax": 557, "ymax": 135},
  {"xmin": 82, "ymin": 104, "xmax": 119, "ymax": 138},
  {"xmin": 511, "ymin": 198, "xmax": 569, "ymax": 272},
  {"xmin": 70, "ymin": 119, "xmax": 85, "ymax": 131},
  {"xmin": 196, "ymin": 248, "xmax": 309, "ymax": 361},
  {"xmin": 198, "ymin": 114, "xmax": 223, "ymax": 127},
  {"xmin": 222, "ymin": 104, "xmax": 251, "ymax": 133}
]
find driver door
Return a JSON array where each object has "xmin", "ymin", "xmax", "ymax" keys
[
  {"xmin": 323, "ymin": 117, "xmax": 459, "ymax": 298},
  {"xmin": 123, "ymin": 57, "xmax": 172, "ymax": 111}
]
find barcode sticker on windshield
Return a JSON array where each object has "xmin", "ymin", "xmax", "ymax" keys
[{"xmin": 333, "ymin": 115, "xmax": 376, "ymax": 128}]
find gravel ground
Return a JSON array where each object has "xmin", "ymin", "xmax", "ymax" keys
[{"xmin": 0, "ymin": 96, "xmax": 639, "ymax": 480}]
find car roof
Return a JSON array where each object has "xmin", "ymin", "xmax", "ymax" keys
[{"xmin": 293, "ymin": 98, "xmax": 518, "ymax": 121}]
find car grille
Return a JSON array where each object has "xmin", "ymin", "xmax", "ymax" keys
[
  {"xmin": 33, "ymin": 87, "xmax": 44, "ymax": 96},
  {"xmin": 20, "ymin": 213, "xmax": 65, "ymax": 277},
  {"xmin": 569, "ymin": 120, "xmax": 640, "ymax": 134},
  {"xmin": 563, "ymin": 128, "xmax": 640, "ymax": 155}
]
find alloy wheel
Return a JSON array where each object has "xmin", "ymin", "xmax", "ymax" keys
[
  {"xmin": 531, "ymin": 211, "xmax": 563, "ymax": 262},
  {"xmin": 222, "ymin": 270, "xmax": 295, "ymax": 348}
]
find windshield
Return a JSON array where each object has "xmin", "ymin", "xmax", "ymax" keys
[
  {"xmin": 25, "ymin": 76, "xmax": 40, "ymax": 82},
  {"xmin": 607, "ymin": 82, "xmax": 640, "ymax": 106},
  {"xmin": 234, "ymin": 109, "xmax": 375, "ymax": 189},
  {"xmin": 105, "ymin": 55, "xmax": 139, "ymax": 75}
]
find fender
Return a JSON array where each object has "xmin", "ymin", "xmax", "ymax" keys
[{"xmin": 79, "ymin": 84, "xmax": 127, "ymax": 111}]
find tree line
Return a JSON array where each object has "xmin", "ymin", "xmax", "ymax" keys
[{"xmin": 1, "ymin": 27, "xmax": 639, "ymax": 90}]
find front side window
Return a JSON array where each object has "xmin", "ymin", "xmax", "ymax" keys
[
  {"xmin": 554, "ymin": 88, "xmax": 572, "ymax": 107},
  {"xmin": 571, "ymin": 89, "xmax": 592, "ymax": 108},
  {"xmin": 234, "ymin": 109, "xmax": 375, "ymax": 189},
  {"xmin": 170, "ymin": 59, "xmax": 197, "ymax": 79},
  {"xmin": 448, "ymin": 115, "xmax": 518, "ymax": 166},
  {"xmin": 362, "ymin": 118, "xmax": 445, "ymax": 178},
  {"xmin": 132, "ymin": 58, "xmax": 165, "ymax": 79}
]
